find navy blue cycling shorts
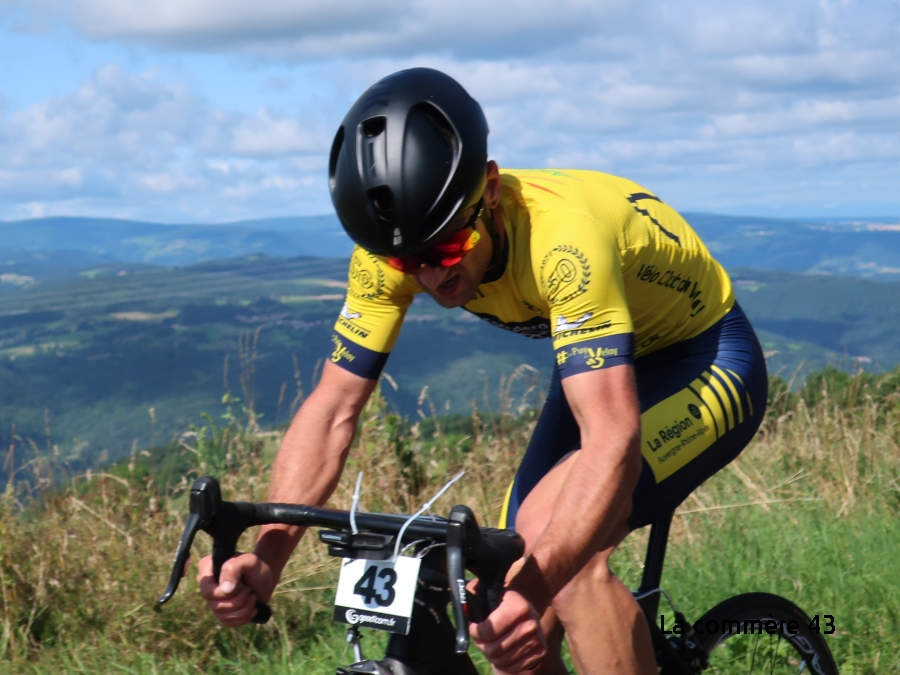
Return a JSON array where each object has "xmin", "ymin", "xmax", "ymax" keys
[{"xmin": 499, "ymin": 302, "xmax": 767, "ymax": 531}]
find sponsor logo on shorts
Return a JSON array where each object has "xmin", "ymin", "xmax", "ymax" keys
[{"xmin": 646, "ymin": 416, "xmax": 708, "ymax": 453}]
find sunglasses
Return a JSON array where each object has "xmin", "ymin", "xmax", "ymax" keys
[{"xmin": 388, "ymin": 198, "xmax": 484, "ymax": 274}]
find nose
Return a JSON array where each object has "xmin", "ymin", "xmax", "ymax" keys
[{"xmin": 416, "ymin": 264, "xmax": 451, "ymax": 289}]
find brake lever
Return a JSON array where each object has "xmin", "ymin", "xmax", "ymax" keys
[
  {"xmin": 156, "ymin": 509, "xmax": 201, "ymax": 607},
  {"xmin": 446, "ymin": 505, "xmax": 482, "ymax": 654},
  {"xmin": 156, "ymin": 476, "xmax": 271, "ymax": 624},
  {"xmin": 157, "ymin": 476, "xmax": 217, "ymax": 608}
]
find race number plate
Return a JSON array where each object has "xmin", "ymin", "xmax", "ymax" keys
[{"xmin": 333, "ymin": 557, "xmax": 422, "ymax": 634}]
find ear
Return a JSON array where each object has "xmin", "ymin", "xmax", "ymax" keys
[{"xmin": 484, "ymin": 160, "xmax": 502, "ymax": 209}]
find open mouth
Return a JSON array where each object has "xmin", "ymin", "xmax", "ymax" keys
[{"xmin": 435, "ymin": 274, "xmax": 460, "ymax": 296}]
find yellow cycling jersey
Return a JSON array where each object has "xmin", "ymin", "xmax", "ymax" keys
[{"xmin": 330, "ymin": 169, "xmax": 735, "ymax": 380}]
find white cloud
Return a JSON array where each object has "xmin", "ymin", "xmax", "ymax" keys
[
  {"xmin": 228, "ymin": 110, "xmax": 323, "ymax": 156},
  {"xmin": 65, "ymin": 0, "xmax": 627, "ymax": 58},
  {"xmin": 0, "ymin": 63, "xmax": 337, "ymax": 219},
  {"xmin": 2, "ymin": 0, "xmax": 899, "ymax": 218}
]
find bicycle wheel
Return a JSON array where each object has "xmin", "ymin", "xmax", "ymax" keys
[{"xmin": 694, "ymin": 592, "xmax": 838, "ymax": 675}]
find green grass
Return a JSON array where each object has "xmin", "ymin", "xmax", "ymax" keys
[
  {"xmin": 623, "ymin": 503, "xmax": 899, "ymax": 673},
  {"xmin": 2, "ymin": 371, "xmax": 899, "ymax": 673}
]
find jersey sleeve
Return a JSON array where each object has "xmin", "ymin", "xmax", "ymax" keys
[
  {"xmin": 533, "ymin": 213, "xmax": 635, "ymax": 378},
  {"xmin": 330, "ymin": 246, "xmax": 417, "ymax": 380}
]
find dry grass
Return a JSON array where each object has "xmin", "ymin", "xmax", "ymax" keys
[{"xmin": 0, "ymin": 368, "xmax": 898, "ymax": 672}]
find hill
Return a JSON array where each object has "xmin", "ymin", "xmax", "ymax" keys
[
  {"xmin": 2, "ymin": 370, "xmax": 898, "ymax": 673},
  {"xmin": 0, "ymin": 215, "xmax": 352, "ymax": 268},
  {"xmin": 730, "ymin": 267, "xmax": 900, "ymax": 373},
  {"xmin": 0, "ymin": 250, "xmax": 898, "ymax": 475},
  {"xmin": 3, "ymin": 212, "xmax": 900, "ymax": 279},
  {"xmin": 0, "ymin": 254, "xmax": 548, "ymax": 473},
  {"xmin": 685, "ymin": 213, "xmax": 900, "ymax": 280}
]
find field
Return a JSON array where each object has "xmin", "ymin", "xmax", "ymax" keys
[
  {"xmin": 0, "ymin": 368, "xmax": 898, "ymax": 674},
  {"xmin": 0, "ymin": 252, "xmax": 558, "ymax": 471},
  {"xmin": 4, "ymin": 248, "xmax": 900, "ymax": 484}
]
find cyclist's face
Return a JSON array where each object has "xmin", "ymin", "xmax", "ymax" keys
[{"xmin": 413, "ymin": 216, "xmax": 493, "ymax": 308}]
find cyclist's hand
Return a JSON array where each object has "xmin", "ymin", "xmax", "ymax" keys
[
  {"xmin": 470, "ymin": 588, "xmax": 547, "ymax": 673},
  {"xmin": 197, "ymin": 553, "xmax": 275, "ymax": 627}
]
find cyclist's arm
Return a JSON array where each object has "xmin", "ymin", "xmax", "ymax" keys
[
  {"xmin": 200, "ymin": 249, "xmax": 414, "ymax": 625},
  {"xmin": 254, "ymin": 361, "xmax": 379, "ymax": 580},
  {"xmin": 197, "ymin": 361, "xmax": 378, "ymax": 625},
  {"xmin": 515, "ymin": 209, "xmax": 642, "ymax": 607},
  {"xmin": 508, "ymin": 363, "xmax": 642, "ymax": 610},
  {"xmin": 253, "ymin": 245, "xmax": 417, "ymax": 578}
]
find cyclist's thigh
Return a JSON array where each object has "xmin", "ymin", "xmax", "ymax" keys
[
  {"xmin": 628, "ymin": 302, "xmax": 767, "ymax": 529},
  {"xmin": 498, "ymin": 365, "xmax": 580, "ymax": 529},
  {"xmin": 499, "ymin": 302, "xmax": 767, "ymax": 531}
]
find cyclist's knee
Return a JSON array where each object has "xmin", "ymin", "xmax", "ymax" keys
[
  {"xmin": 513, "ymin": 452, "xmax": 581, "ymax": 544},
  {"xmin": 513, "ymin": 508, "xmax": 545, "ymax": 549},
  {"xmin": 552, "ymin": 546, "xmax": 616, "ymax": 613},
  {"xmin": 551, "ymin": 520, "xmax": 630, "ymax": 611}
]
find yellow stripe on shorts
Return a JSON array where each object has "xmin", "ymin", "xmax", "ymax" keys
[
  {"xmin": 701, "ymin": 370, "xmax": 735, "ymax": 432},
  {"xmin": 498, "ymin": 480, "xmax": 515, "ymax": 529},
  {"xmin": 712, "ymin": 365, "xmax": 744, "ymax": 425}
]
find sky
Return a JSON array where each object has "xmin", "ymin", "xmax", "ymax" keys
[{"xmin": 0, "ymin": 0, "xmax": 898, "ymax": 223}]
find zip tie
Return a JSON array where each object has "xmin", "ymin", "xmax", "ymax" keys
[
  {"xmin": 349, "ymin": 472, "xmax": 363, "ymax": 535},
  {"xmin": 392, "ymin": 471, "xmax": 465, "ymax": 561}
]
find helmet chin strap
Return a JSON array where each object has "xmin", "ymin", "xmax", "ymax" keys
[{"xmin": 478, "ymin": 204, "xmax": 509, "ymax": 285}]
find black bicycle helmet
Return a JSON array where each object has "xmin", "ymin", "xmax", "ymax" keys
[{"xmin": 328, "ymin": 68, "xmax": 488, "ymax": 256}]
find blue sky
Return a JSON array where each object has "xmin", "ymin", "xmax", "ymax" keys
[{"xmin": 1, "ymin": 0, "xmax": 898, "ymax": 223}]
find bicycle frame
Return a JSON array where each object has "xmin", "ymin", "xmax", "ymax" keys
[
  {"xmin": 343, "ymin": 511, "xmax": 698, "ymax": 675},
  {"xmin": 635, "ymin": 512, "xmax": 708, "ymax": 675}
]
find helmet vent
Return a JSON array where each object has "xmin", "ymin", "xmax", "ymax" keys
[
  {"xmin": 361, "ymin": 116, "xmax": 386, "ymax": 138},
  {"xmin": 414, "ymin": 103, "xmax": 459, "ymax": 155},
  {"xmin": 367, "ymin": 185, "xmax": 395, "ymax": 225},
  {"xmin": 328, "ymin": 125, "xmax": 345, "ymax": 187}
]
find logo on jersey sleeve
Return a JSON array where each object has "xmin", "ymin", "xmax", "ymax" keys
[
  {"xmin": 340, "ymin": 303, "xmax": 362, "ymax": 321},
  {"xmin": 540, "ymin": 245, "xmax": 590, "ymax": 304},
  {"xmin": 348, "ymin": 249, "xmax": 385, "ymax": 301},
  {"xmin": 554, "ymin": 334, "xmax": 634, "ymax": 377},
  {"xmin": 337, "ymin": 302, "xmax": 370, "ymax": 339},
  {"xmin": 553, "ymin": 312, "xmax": 593, "ymax": 334},
  {"xmin": 330, "ymin": 335, "xmax": 356, "ymax": 364}
]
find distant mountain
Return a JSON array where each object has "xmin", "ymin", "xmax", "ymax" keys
[
  {"xmin": 731, "ymin": 267, "xmax": 900, "ymax": 373},
  {"xmin": 0, "ymin": 215, "xmax": 351, "ymax": 266},
  {"xmin": 685, "ymin": 213, "xmax": 900, "ymax": 280},
  {"xmin": 3, "ymin": 212, "xmax": 900, "ymax": 279},
  {"xmin": 0, "ymin": 249, "xmax": 158, "ymax": 292}
]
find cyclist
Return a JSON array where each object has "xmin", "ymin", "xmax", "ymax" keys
[{"xmin": 198, "ymin": 68, "xmax": 768, "ymax": 675}]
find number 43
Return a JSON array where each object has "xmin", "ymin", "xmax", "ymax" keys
[
  {"xmin": 808, "ymin": 615, "xmax": 836, "ymax": 634},
  {"xmin": 354, "ymin": 564, "xmax": 398, "ymax": 607}
]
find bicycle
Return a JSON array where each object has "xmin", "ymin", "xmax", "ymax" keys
[{"xmin": 157, "ymin": 476, "xmax": 839, "ymax": 674}]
